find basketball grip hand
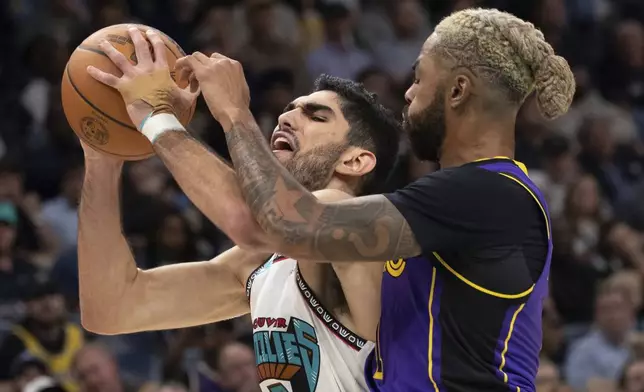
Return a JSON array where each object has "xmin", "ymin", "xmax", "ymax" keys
[{"xmin": 118, "ymin": 69, "xmax": 178, "ymax": 117}]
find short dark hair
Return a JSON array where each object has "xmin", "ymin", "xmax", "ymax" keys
[{"xmin": 313, "ymin": 74, "xmax": 402, "ymax": 195}]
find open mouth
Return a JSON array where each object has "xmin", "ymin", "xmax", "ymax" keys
[{"xmin": 271, "ymin": 130, "xmax": 297, "ymax": 153}]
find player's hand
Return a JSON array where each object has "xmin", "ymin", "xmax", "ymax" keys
[
  {"xmin": 175, "ymin": 52, "xmax": 250, "ymax": 130},
  {"xmin": 86, "ymin": 26, "xmax": 198, "ymax": 130}
]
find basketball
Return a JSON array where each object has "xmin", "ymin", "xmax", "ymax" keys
[{"xmin": 61, "ymin": 24, "xmax": 195, "ymax": 160}]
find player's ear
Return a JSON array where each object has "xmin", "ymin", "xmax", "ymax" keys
[
  {"xmin": 335, "ymin": 147, "xmax": 376, "ymax": 178},
  {"xmin": 448, "ymin": 70, "xmax": 475, "ymax": 110}
]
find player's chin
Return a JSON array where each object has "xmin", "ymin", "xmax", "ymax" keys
[{"xmin": 272, "ymin": 149, "xmax": 295, "ymax": 164}]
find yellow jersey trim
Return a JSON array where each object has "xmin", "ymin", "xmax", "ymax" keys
[
  {"xmin": 472, "ymin": 157, "xmax": 529, "ymax": 176},
  {"xmin": 427, "ymin": 267, "xmax": 440, "ymax": 392},
  {"xmin": 498, "ymin": 173, "xmax": 551, "ymax": 239},
  {"xmin": 433, "ymin": 252, "xmax": 535, "ymax": 299},
  {"xmin": 373, "ymin": 324, "xmax": 384, "ymax": 380},
  {"xmin": 499, "ymin": 304, "xmax": 526, "ymax": 387},
  {"xmin": 429, "ymin": 157, "xmax": 549, "ymax": 299}
]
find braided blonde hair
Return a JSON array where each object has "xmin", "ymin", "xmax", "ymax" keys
[{"xmin": 432, "ymin": 8, "xmax": 575, "ymax": 120}]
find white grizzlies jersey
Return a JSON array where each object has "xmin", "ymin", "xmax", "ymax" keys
[{"xmin": 246, "ymin": 254, "xmax": 374, "ymax": 392}]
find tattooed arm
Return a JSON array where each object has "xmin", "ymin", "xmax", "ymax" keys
[{"xmin": 224, "ymin": 109, "xmax": 421, "ymax": 262}]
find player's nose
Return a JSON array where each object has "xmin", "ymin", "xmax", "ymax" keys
[
  {"xmin": 405, "ymin": 84, "xmax": 416, "ymax": 104},
  {"xmin": 277, "ymin": 111, "xmax": 296, "ymax": 132}
]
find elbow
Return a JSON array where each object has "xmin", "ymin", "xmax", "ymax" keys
[
  {"xmin": 227, "ymin": 211, "xmax": 272, "ymax": 251},
  {"xmin": 80, "ymin": 310, "xmax": 123, "ymax": 335},
  {"xmin": 79, "ymin": 293, "xmax": 131, "ymax": 335}
]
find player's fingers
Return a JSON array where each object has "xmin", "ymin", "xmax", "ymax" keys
[
  {"xmin": 174, "ymin": 60, "xmax": 191, "ymax": 83},
  {"xmin": 145, "ymin": 29, "xmax": 167, "ymax": 68},
  {"xmin": 174, "ymin": 56, "xmax": 195, "ymax": 73},
  {"xmin": 176, "ymin": 55, "xmax": 209, "ymax": 80},
  {"xmin": 209, "ymin": 52, "xmax": 228, "ymax": 60},
  {"xmin": 98, "ymin": 40, "xmax": 134, "ymax": 74},
  {"xmin": 128, "ymin": 26, "xmax": 153, "ymax": 67},
  {"xmin": 188, "ymin": 72, "xmax": 200, "ymax": 94},
  {"xmin": 87, "ymin": 65, "xmax": 120, "ymax": 87},
  {"xmin": 192, "ymin": 51, "xmax": 210, "ymax": 64}
]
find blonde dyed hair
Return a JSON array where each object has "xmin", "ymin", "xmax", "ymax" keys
[{"xmin": 432, "ymin": 8, "xmax": 575, "ymax": 120}]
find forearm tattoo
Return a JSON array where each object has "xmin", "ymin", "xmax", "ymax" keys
[{"xmin": 225, "ymin": 117, "xmax": 420, "ymax": 261}]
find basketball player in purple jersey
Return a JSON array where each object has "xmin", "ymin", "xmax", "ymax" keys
[{"xmin": 170, "ymin": 8, "xmax": 576, "ymax": 392}]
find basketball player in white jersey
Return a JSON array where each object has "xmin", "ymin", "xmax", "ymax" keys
[{"xmin": 78, "ymin": 27, "xmax": 401, "ymax": 392}]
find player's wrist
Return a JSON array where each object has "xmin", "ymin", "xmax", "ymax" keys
[
  {"xmin": 140, "ymin": 113, "xmax": 187, "ymax": 144},
  {"xmin": 220, "ymin": 108, "xmax": 253, "ymax": 132}
]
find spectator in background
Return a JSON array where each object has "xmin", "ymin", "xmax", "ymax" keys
[
  {"xmin": 578, "ymin": 116, "xmax": 634, "ymax": 203},
  {"xmin": 92, "ymin": 1, "xmax": 134, "ymax": 31},
  {"xmin": 120, "ymin": 160, "xmax": 174, "ymax": 248},
  {"xmin": 145, "ymin": 212, "xmax": 201, "ymax": 268},
  {"xmin": 19, "ymin": 35, "xmax": 68, "ymax": 152},
  {"xmin": 296, "ymin": 0, "xmax": 324, "ymax": 54},
  {"xmin": 72, "ymin": 343, "xmax": 145, "ymax": 392},
  {"xmin": 41, "ymin": 162, "xmax": 83, "ymax": 252},
  {"xmin": 530, "ymin": 135, "xmax": 579, "ymax": 219},
  {"xmin": 603, "ymin": 223, "xmax": 644, "ymax": 277},
  {"xmin": 0, "ymin": 157, "xmax": 57, "ymax": 265},
  {"xmin": 212, "ymin": 342, "xmax": 258, "ymax": 392},
  {"xmin": 307, "ymin": 2, "xmax": 373, "ymax": 81},
  {"xmin": 191, "ymin": 4, "xmax": 238, "ymax": 56},
  {"xmin": 598, "ymin": 20, "xmax": 644, "ymax": 111},
  {"xmin": 23, "ymin": 86, "xmax": 83, "ymax": 202},
  {"xmin": 564, "ymin": 284, "xmax": 636, "ymax": 391},
  {"xmin": 0, "ymin": 202, "xmax": 39, "ymax": 325},
  {"xmin": 537, "ymin": 358, "xmax": 570, "ymax": 392},
  {"xmin": 356, "ymin": 67, "xmax": 402, "ymax": 114},
  {"xmin": 11, "ymin": 353, "xmax": 47, "ymax": 385},
  {"xmin": 0, "ymin": 280, "xmax": 83, "ymax": 391},
  {"xmin": 563, "ymin": 175, "xmax": 610, "ymax": 263},
  {"xmin": 606, "ymin": 271, "xmax": 644, "ymax": 315},
  {"xmin": 550, "ymin": 64, "xmax": 638, "ymax": 145},
  {"xmin": 542, "ymin": 296, "xmax": 567, "ymax": 366},
  {"xmin": 373, "ymin": 0, "xmax": 427, "ymax": 83},
  {"xmin": 164, "ymin": 322, "xmax": 237, "ymax": 390},
  {"xmin": 253, "ymin": 68, "xmax": 296, "ymax": 138},
  {"xmin": 619, "ymin": 359, "xmax": 644, "ymax": 392},
  {"xmin": 235, "ymin": 0, "xmax": 307, "ymax": 93},
  {"xmin": 356, "ymin": 0, "xmax": 431, "ymax": 52}
]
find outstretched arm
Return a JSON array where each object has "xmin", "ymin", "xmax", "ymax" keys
[
  {"xmin": 224, "ymin": 109, "xmax": 421, "ymax": 261},
  {"xmin": 78, "ymin": 149, "xmax": 266, "ymax": 335}
]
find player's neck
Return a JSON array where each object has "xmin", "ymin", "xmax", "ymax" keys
[
  {"xmin": 440, "ymin": 115, "xmax": 515, "ymax": 168},
  {"xmin": 324, "ymin": 177, "xmax": 356, "ymax": 197}
]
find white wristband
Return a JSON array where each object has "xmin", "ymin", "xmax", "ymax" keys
[{"xmin": 140, "ymin": 113, "xmax": 186, "ymax": 144}]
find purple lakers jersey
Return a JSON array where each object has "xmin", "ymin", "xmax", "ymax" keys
[{"xmin": 367, "ymin": 159, "xmax": 552, "ymax": 392}]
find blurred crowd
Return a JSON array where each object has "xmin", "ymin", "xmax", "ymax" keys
[{"xmin": 0, "ymin": 0, "xmax": 644, "ymax": 391}]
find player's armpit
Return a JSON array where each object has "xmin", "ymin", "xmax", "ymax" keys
[
  {"xmin": 86, "ymin": 246, "xmax": 268, "ymax": 335},
  {"xmin": 333, "ymin": 262, "xmax": 383, "ymax": 341}
]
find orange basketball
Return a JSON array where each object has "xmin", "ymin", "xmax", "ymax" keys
[{"xmin": 61, "ymin": 24, "xmax": 195, "ymax": 160}]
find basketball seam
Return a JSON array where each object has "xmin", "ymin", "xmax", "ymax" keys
[
  {"xmin": 65, "ymin": 66, "xmax": 152, "ymax": 159},
  {"xmin": 65, "ymin": 62, "xmax": 138, "ymax": 130}
]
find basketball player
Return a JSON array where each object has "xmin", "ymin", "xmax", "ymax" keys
[
  {"xmin": 79, "ymin": 28, "xmax": 401, "ymax": 392},
  {"xmin": 168, "ymin": 8, "xmax": 576, "ymax": 392}
]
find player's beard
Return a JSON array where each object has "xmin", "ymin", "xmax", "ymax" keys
[
  {"xmin": 403, "ymin": 89, "xmax": 446, "ymax": 163},
  {"xmin": 282, "ymin": 142, "xmax": 348, "ymax": 192}
]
